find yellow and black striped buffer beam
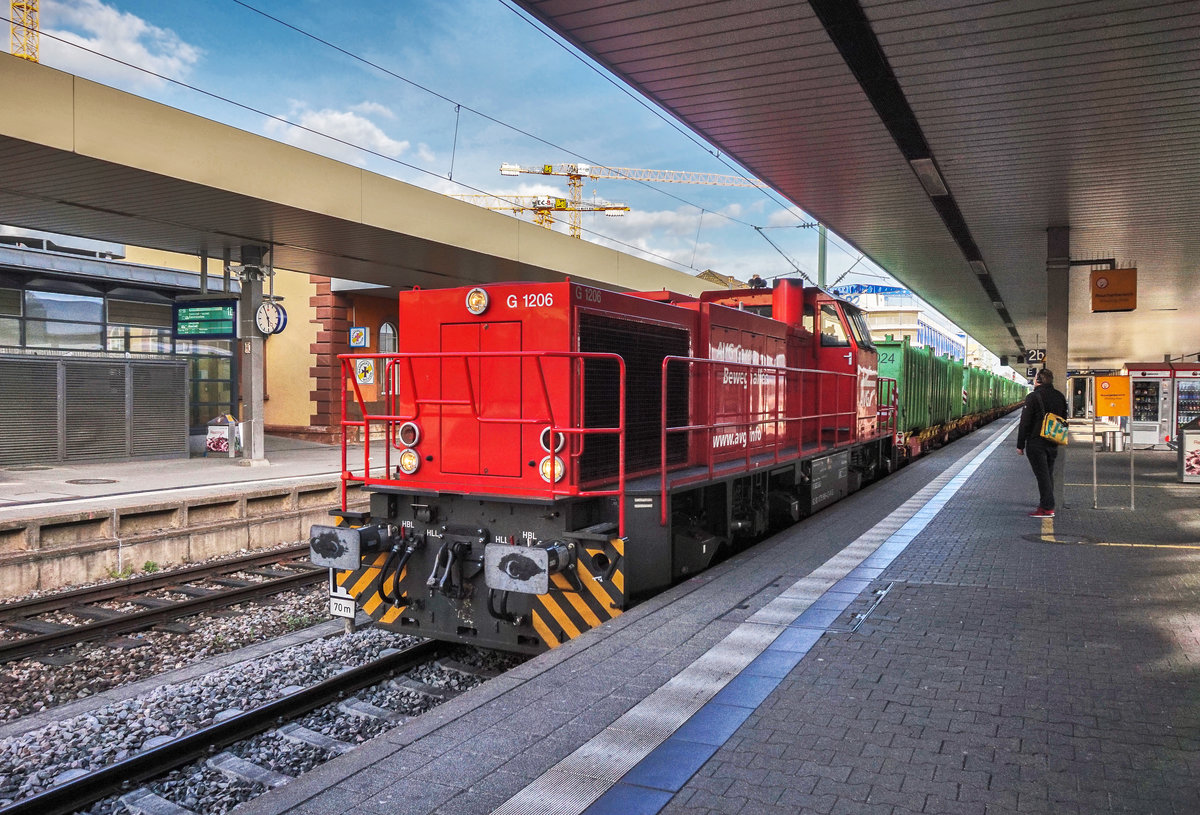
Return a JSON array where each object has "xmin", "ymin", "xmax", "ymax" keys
[
  {"xmin": 532, "ymin": 538, "xmax": 625, "ymax": 649},
  {"xmin": 336, "ymin": 552, "xmax": 408, "ymax": 627}
]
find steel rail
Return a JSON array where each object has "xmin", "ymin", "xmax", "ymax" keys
[
  {"xmin": 0, "ymin": 639, "xmax": 442, "ymax": 815},
  {"xmin": 0, "ymin": 544, "xmax": 312, "ymax": 620},
  {"xmin": 0, "ymin": 568, "xmax": 325, "ymax": 664}
]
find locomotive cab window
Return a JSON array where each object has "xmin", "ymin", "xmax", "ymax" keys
[
  {"xmin": 819, "ymin": 304, "xmax": 850, "ymax": 347},
  {"xmin": 803, "ymin": 304, "xmax": 815, "ymax": 335},
  {"xmin": 845, "ymin": 307, "xmax": 875, "ymax": 350}
]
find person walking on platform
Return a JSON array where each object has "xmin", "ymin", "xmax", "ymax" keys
[{"xmin": 1017, "ymin": 368, "xmax": 1069, "ymax": 517}]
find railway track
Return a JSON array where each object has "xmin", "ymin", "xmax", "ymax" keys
[
  {"xmin": 0, "ymin": 638, "xmax": 446, "ymax": 815},
  {"xmin": 0, "ymin": 545, "xmax": 323, "ymax": 663}
]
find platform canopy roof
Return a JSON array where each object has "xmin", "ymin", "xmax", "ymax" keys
[{"xmin": 514, "ymin": 0, "xmax": 1200, "ymax": 371}]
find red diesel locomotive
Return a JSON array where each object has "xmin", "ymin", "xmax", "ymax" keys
[{"xmin": 310, "ymin": 278, "xmax": 897, "ymax": 653}]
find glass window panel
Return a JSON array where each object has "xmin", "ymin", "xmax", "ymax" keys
[
  {"xmin": 190, "ymin": 355, "xmax": 232, "ymax": 382},
  {"xmin": 107, "ymin": 326, "xmax": 172, "ymax": 353},
  {"xmin": 0, "ymin": 316, "xmax": 18, "ymax": 346},
  {"xmin": 802, "ymin": 305, "xmax": 815, "ymax": 335},
  {"xmin": 195, "ymin": 381, "xmax": 232, "ymax": 404},
  {"xmin": 0, "ymin": 288, "xmax": 19, "ymax": 317},
  {"xmin": 177, "ymin": 339, "xmax": 233, "ymax": 357},
  {"xmin": 108, "ymin": 299, "xmax": 171, "ymax": 327},
  {"xmin": 819, "ymin": 305, "xmax": 850, "ymax": 347},
  {"xmin": 25, "ymin": 319, "xmax": 104, "ymax": 349},
  {"xmin": 379, "ymin": 322, "xmax": 397, "ymax": 353},
  {"xmin": 24, "ymin": 290, "xmax": 103, "ymax": 322}
]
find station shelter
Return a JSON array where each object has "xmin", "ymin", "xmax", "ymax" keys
[{"xmin": 0, "ymin": 227, "xmax": 404, "ymax": 465}]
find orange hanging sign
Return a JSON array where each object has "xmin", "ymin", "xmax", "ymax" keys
[
  {"xmin": 1095, "ymin": 376, "xmax": 1131, "ymax": 417},
  {"xmin": 1090, "ymin": 268, "xmax": 1137, "ymax": 312}
]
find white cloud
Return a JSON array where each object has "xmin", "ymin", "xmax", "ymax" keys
[
  {"xmin": 416, "ymin": 144, "xmax": 437, "ymax": 164},
  {"xmin": 350, "ymin": 101, "xmax": 396, "ymax": 120},
  {"xmin": 767, "ymin": 206, "xmax": 813, "ymax": 228},
  {"xmin": 264, "ymin": 104, "xmax": 410, "ymax": 166},
  {"xmin": 39, "ymin": 0, "xmax": 201, "ymax": 90}
]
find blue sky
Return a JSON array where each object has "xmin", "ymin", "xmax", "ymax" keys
[{"xmin": 17, "ymin": 0, "xmax": 906, "ymax": 292}]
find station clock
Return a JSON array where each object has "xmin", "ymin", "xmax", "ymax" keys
[{"xmin": 254, "ymin": 301, "xmax": 287, "ymax": 335}]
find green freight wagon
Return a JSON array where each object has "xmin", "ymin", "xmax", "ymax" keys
[
  {"xmin": 963, "ymin": 366, "xmax": 990, "ymax": 415},
  {"xmin": 875, "ymin": 336, "xmax": 931, "ymax": 433},
  {"xmin": 947, "ymin": 357, "xmax": 966, "ymax": 421},
  {"xmin": 929, "ymin": 354, "xmax": 959, "ymax": 426}
]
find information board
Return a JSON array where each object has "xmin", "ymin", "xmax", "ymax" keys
[
  {"xmin": 1090, "ymin": 268, "xmax": 1137, "ymax": 313},
  {"xmin": 1095, "ymin": 376, "xmax": 1131, "ymax": 417},
  {"xmin": 173, "ymin": 300, "xmax": 238, "ymax": 340}
]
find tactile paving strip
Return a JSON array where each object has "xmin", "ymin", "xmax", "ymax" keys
[{"xmin": 494, "ymin": 422, "xmax": 1015, "ymax": 815}]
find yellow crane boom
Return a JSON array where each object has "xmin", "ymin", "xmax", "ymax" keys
[
  {"xmin": 500, "ymin": 163, "xmax": 766, "ymax": 188},
  {"xmin": 499, "ymin": 162, "xmax": 767, "ymax": 237},
  {"xmin": 449, "ymin": 194, "xmax": 628, "ymax": 233}
]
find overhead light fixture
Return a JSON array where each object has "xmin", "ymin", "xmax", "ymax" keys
[
  {"xmin": 910, "ymin": 158, "xmax": 949, "ymax": 197},
  {"xmin": 969, "ymin": 260, "xmax": 988, "ymax": 276}
]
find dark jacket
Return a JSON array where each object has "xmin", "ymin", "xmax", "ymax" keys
[{"xmin": 1017, "ymin": 383, "xmax": 1069, "ymax": 450}]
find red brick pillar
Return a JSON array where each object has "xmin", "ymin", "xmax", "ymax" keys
[{"xmin": 309, "ymin": 277, "xmax": 353, "ymax": 443}]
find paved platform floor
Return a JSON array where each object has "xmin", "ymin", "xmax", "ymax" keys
[
  {"xmin": 214, "ymin": 415, "xmax": 1196, "ymax": 814},
  {"xmin": 0, "ymin": 435, "xmax": 346, "ymax": 522}
]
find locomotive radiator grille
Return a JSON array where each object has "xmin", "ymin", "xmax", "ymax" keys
[{"xmin": 579, "ymin": 313, "xmax": 689, "ymax": 481}]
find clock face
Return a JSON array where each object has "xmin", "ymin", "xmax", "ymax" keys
[{"xmin": 255, "ymin": 302, "xmax": 286, "ymax": 335}]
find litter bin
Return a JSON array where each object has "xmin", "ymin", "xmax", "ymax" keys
[
  {"xmin": 206, "ymin": 414, "xmax": 241, "ymax": 458},
  {"xmin": 1097, "ymin": 427, "xmax": 1125, "ymax": 452},
  {"xmin": 1179, "ymin": 417, "xmax": 1200, "ymax": 483}
]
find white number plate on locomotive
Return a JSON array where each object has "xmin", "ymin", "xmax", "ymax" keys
[{"xmin": 329, "ymin": 593, "xmax": 356, "ymax": 619}]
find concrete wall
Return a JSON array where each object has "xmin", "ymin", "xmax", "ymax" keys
[
  {"xmin": 0, "ymin": 480, "xmax": 367, "ymax": 597},
  {"xmin": 265, "ymin": 271, "xmax": 320, "ymax": 430}
]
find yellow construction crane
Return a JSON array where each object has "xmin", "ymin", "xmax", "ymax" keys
[
  {"xmin": 10, "ymin": 0, "xmax": 38, "ymax": 62},
  {"xmin": 450, "ymin": 193, "xmax": 629, "ymax": 235},
  {"xmin": 499, "ymin": 163, "xmax": 767, "ymax": 238}
]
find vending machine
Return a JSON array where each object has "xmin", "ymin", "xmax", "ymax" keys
[
  {"xmin": 1127, "ymin": 363, "xmax": 1173, "ymax": 447},
  {"xmin": 1172, "ymin": 364, "xmax": 1200, "ymax": 436}
]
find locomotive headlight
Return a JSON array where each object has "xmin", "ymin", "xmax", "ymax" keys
[
  {"xmin": 465, "ymin": 287, "xmax": 490, "ymax": 315},
  {"xmin": 397, "ymin": 421, "xmax": 421, "ymax": 447},
  {"xmin": 539, "ymin": 455, "xmax": 565, "ymax": 483},
  {"xmin": 398, "ymin": 448, "xmax": 421, "ymax": 475},
  {"xmin": 539, "ymin": 427, "xmax": 565, "ymax": 452}
]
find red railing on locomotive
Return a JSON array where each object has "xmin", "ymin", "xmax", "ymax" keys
[
  {"xmin": 391, "ymin": 282, "xmax": 574, "ymax": 490},
  {"xmin": 703, "ymin": 302, "xmax": 790, "ymax": 463}
]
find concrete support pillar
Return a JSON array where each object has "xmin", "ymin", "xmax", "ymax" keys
[
  {"xmin": 1046, "ymin": 227, "xmax": 1070, "ymax": 508},
  {"xmin": 237, "ymin": 247, "xmax": 269, "ymax": 465},
  {"xmin": 1046, "ymin": 227, "xmax": 1070, "ymax": 377}
]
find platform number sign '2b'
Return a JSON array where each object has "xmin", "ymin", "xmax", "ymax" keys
[{"xmin": 1025, "ymin": 349, "xmax": 1046, "ymax": 366}]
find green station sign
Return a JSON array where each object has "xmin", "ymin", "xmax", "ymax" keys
[{"xmin": 173, "ymin": 300, "xmax": 238, "ymax": 339}]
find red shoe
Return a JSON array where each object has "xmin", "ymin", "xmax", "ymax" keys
[{"xmin": 1028, "ymin": 508, "xmax": 1055, "ymax": 517}]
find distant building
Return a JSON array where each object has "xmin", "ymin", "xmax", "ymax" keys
[
  {"xmin": 696, "ymin": 269, "xmax": 743, "ymax": 289},
  {"xmin": 832, "ymin": 284, "xmax": 966, "ymax": 361}
]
